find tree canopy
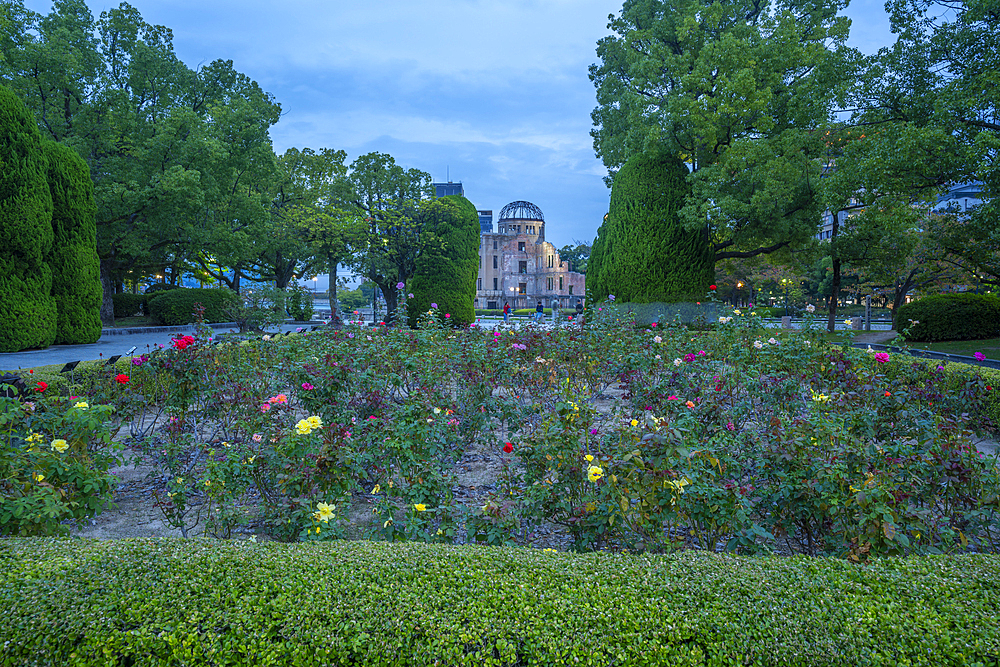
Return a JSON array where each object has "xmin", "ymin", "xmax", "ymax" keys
[{"xmin": 591, "ymin": 0, "xmax": 860, "ymax": 263}]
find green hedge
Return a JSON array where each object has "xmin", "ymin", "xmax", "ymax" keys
[
  {"xmin": 111, "ymin": 293, "xmax": 146, "ymax": 318},
  {"xmin": 1, "ymin": 539, "xmax": 998, "ymax": 666},
  {"xmin": 897, "ymin": 293, "xmax": 1000, "ymax": 342},
  {"xmin": 147, "ymin": 288, "xmax": 240, "ymax": 326}
]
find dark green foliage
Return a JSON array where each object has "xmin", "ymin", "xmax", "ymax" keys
[
  {"xmin": 590, "ymin": 153, "xmax": 714, "ymax": 303},
  {"xmin": 0, "ymin": 83, "xmax": 56, "ymax": 352},
  {"xmin": 111, "ymin": 293, "xmax": 146, "ymax": 318},
  {"xmin": 897, "ymin": 293, "xmax": 1000, "ymax": 342},
  {"xmin": 408, "ymin": 195, "xmax": 481, "ymax": 327},
  {"xmin": 144, "ymin": 283, "xmax": 181, "ymax": 295},
  {"xmin": 286, "ymin": 287, "xmax": 314, "ymax": 321},
  {"xmin": 43, "ymin": 140, "xmax": 101, "ymax": 344},
  {"xmin": 3, "ymin": 539, "xmax": 1000, "ymax": 666},
  {"xmin": 147, "ymin": 288, "xmax": 241, "ymax": 326}
]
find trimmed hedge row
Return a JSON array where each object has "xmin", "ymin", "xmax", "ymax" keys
[
  {"xmin": 897, "ymin": 293, "xmax": 1000, "ymax": 342},
  {"xmin": 147, "ymin": 287, "xmax": 241, "ymax": 325},
  {"xmin": 111, "ymin": 293, "xmax": 146, "ymax": 318},
  {"xmin": 1, "ymin": 538, "xmax": 998, "ymax": 666}
]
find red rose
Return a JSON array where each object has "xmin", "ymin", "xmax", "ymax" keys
[
  {"xmin": 503, "ymin": 442, "xmax": 513, "ymax": 454},
  {"xmin": 115, "ymin": 374, "xmax": 130, "ymax": 384},
  {"xmin": 34, "ymin": 381, "xmax": 47, "ymax": 393},
  {"xmin": 709, "ymin": 284, "xmax": 716, "ymax": 290}
]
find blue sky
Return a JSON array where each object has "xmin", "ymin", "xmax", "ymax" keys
[{"xmin": 26, "ymin": 0, "xmax": 898, "ymax": 290}]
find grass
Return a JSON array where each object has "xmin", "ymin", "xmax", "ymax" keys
[
  {"xmin": 759, "ymin": 329, "xmax": 1000, "ymax": 361},
  {"xmin": 111, "ymin": 315, "xmax": 158, "ymax": 327}
]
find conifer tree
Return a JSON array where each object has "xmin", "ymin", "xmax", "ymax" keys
[
  {"xmin": 44, "ymin": 140, "xmax": 102, "ymax": 344},
  {"xmin": 0, "ymin": 83, "xmax": 56, "ymax": 352},
  {"xmin": 407, "ymin": 195, "xmax": 480, "ymax": 327},
  {"xmin": 591, "ymin": 152, "xmax": 713, "ymax": 303}
]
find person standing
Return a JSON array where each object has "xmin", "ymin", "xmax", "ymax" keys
[
  {"xmin": 503, "ymin": 301, "xmax": 511, "ymax": 323},
  {"xmin": 535, "ymin": 300, "xmax": 543, "ymax": 323}
]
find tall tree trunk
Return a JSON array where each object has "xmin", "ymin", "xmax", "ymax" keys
[
  {"xmin": 378, "ymin": 281, "xmax": 399, "ymax": 325},
  {"xmin": 826, "ymin": 210, "xmax": 842, "ymax": 333},
  {"xmin": 328, "ymin": 253, "xmax": 340, "ymax": 309},
  {"xmin": 99, "ymin": 259, "xmax": 115, "ymax": 326}
]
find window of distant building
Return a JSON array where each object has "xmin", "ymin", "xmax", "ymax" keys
[
  {"xmin": 518, "ymin": 242, "xmax": 525, "ymax": 252},
  {"xmin": 559, "ymin": 277, "xmax": 563, "ymax": 290},
  {"xmin": 569, "ymin": 285, "xmax": 574, "ymax": 295},
  {"xmin": 519, "ymin": 283, "xmax": 526, "ymax": 294},
  {"xmin": 493, "ymin": 277, "xmax": 498, "ymax": 290},
  {"xmin": 548, "ymin": 255, "xmax": 554, "ymax": 268},
  {"xmin": 493, "ymin": 255, "xmax": 498, "ymax": 269},
  {"xmin": 493, "ymin": 240, "xmax": 497, "ymax": 249},
  {"xmin": 478, "ymin": 278, "xmax": 482, "ymax": 290},
  {"xmin": 519, "ymin": 261, "xmax": 527, "ymax": 274},
  {"xmin": 547, "ymin": 277, "xmax": 553, "ymax": 290}
]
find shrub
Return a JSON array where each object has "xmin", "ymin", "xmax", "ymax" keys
[
  {"xmin": 408, "ymin": 195, "xmax": 481, "ymax": 328},
  {"xmin": 0, "ymin": 397, "xmax": 119, "ymax": 536},
  {"xmin": 1, "ymin": 539, "xmax": 999, "ymax": 666},
  {"xmin": 0, "ymin": 83, "xmax": 56, "ymax": 353},
  {"xmin": 147, "ymin": 288, "xmax": 240, "ymax": 325},
  {"xmin": 286, "ymin": 286, "xmax": 314, "ymax": 321},
  {"xmin": 589, "ymin": 152, "xmax": 713, "ymax": 303},
  {"xmin": 111, "ymin": 293, "xmax": 146, "ymax": 318},
  {"xmin": 897, "ymin": 293, "xmax": 1000, "ymax": 341},
  {"xmin": 43, "ymin": 140, "xmax": 101, "ymax": 345}
]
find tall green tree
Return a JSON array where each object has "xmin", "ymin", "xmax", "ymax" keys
[
  {"xmin": 0, "ymin": 82, "xmax": 56, "ymax": 352},
  {"xmin": 590, "ymin": 0, "xmax": 859, "ymax": 261},
  {"xmin": 43, "ymin": 139, "xmax": 101, "ymax": 344},
  {"xmin": 837, "ymin": 0, "xmax": 999, "ymax": 288},
  {"xmin": 1, "ymin": 1, "xmax": 281, "ymax": 317},
  {"xmin": 347, "ymin": 152, "xmax": 432, "ymax": 323},
  {"xmin": 590, "ymin": 151, "xmax": 714, "ymax": 302},
  {"xmin": 274, "ymin": 147, "xmax": 361, "ymax": 307},
  {"xmin": 408, "ymin": 195, "xmax": 481, "ymax": 327}
]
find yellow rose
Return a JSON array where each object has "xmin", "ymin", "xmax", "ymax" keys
[
  {"xmin": 313, "ymin": 502, "xmax": 335, "ymax": 523},
  {"xmin": 51, "ymin": 439, "xmax": 69, "ymax": 453},
  {"xmin": 414, "ymin": 503, "xmax": 427, "ymax": 512},
  {"xmin": 73, "ymin": 401, "xmax": 88, "ymax": 410},
  {"xmin": 585, "ymin": 454, "xmax": 594, "ymax": 462},
  {"xmin": 295, "ymin": 419, "xmax": 313, "ymax": 435},
  {"xmin": 306, "ymin": 415, "xmax": 323, "ymax": 429}
]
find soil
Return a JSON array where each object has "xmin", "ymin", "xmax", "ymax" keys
[{"xmin": 70, "ymin": 383, "xmax": 999, "ymax": 549}]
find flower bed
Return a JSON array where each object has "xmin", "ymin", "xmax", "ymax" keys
[
  {"xmin": 1, "ymin": 538, "xmax": 998, "ymax": 666},
  {"xmin": 2, "ymin": 307, "xmax": 998, "ymax": 557}
]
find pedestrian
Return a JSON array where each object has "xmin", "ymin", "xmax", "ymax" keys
[
  {"xmin": 503, "ymin": 301, "xmax": 510, "ymax": 323},
  {"xmin": 575, "ymin": 300, "xmax": 583, "ymax": 321},
  {"xmin": 535, "ymin": 300, "xmax": 543, "ymax": 323}
]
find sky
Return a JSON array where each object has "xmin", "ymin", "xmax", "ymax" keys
[{"xmin": 26, "ymin": 0, "xmax": 900, "ymax": 291}]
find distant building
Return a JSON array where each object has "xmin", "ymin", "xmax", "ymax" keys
[
  {"xmin": 474, "ymin": 200, "xmax": 586, "ymax": 311},
  {"xmin": 434, "ymin": 181, "xmax": 464, "ymax": 197},
  {"xmin": 429, "ymin": 183, "xmax": 586, "ymax": 311}
]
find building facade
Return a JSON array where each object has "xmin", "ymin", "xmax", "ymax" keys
[
  {"xmin": 431, "ymin": 183, "xmax": 587, "ymax": 311},
  {"xmin": 473, "ymin": 200, "xmax": 586, "ymax": 311}
]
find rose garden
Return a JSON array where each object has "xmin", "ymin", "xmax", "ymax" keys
[{"xmin": 2, "ymin": 299, "xmax": 999, "ymax": 665}]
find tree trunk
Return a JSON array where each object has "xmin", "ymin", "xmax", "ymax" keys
[
  {"xmin": 99, "ymin": 259, "xmax": 115, "ymax": 326},
  {"xmin": 826, "ymin": 210, "xmax": 842, "ymax": 333},
  {"xmin": 328, "ymin": 253, "xmax": 340, "ymax": 309},
  {"xmin": 378, "ymin": 281, "xmax": 399, "ymax": 325}
]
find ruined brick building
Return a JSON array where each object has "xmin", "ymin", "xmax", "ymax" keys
[{"xmin": 432, "ymin": 183, "xmax": 586, "ymax": 311}]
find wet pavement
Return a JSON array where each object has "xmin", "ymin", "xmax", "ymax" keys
[{"xmin": 0, "ymin": 321, "xmax": 325, "ymax": 371}]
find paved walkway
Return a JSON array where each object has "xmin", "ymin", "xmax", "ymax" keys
[{"xmin": 0, "ymin": 321, "xmax": 323, "ymax": 371}]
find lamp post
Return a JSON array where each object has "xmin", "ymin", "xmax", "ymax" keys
[{"xmin": 781, "ymin": 278, "xmax": 790, "ymax": 316}]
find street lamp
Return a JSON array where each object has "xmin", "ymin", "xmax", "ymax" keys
[{"xmin": 781, "ymin": 279, "xmax": 790, "ymax": 316}]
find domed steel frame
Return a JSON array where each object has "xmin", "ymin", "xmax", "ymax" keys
[{"xmin": 498, "ymin": 200, "xmax": 544, "ymax": 222}]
